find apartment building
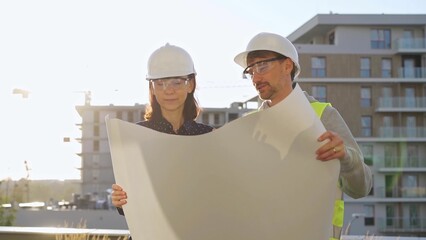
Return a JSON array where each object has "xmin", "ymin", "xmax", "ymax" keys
[
  {"xmin": 289, "ymin": 14, "xmax": 426, "ymax": 236},
  {"xmin": 75, "ymin": 100, "xmax": 254, "ymax": 199}
]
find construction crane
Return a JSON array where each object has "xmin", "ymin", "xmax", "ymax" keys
[{"xmin": 24, "ymin": 160, "xmax": 31, "ymax": 202}]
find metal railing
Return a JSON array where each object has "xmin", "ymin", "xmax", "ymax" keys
[
  {"xmin": 379, "ymin": 127, "xmax": 426, "ymax": 138},
  {"xmin": 378, "ymin": 156, "xmax": 426, "ymax": 168},
  {"xmin": 376, "ymin": 186, "xmax": 426, "ymax": 198},
  {"xmin": 397, "ymin": 67, "xmax": 426, "ymax": 78},
  {"xmin": 0, "ymin": 226, "xmax": 129, "ymax": 240},
  {"xmin": 378, "ymin": 217, "xmax": 426, "ymax": 232},
  {"xmin": 378, "ymin": 97, "xmax": 426, "ymax": 109},
  {"xmin": 396, "ymin": 38, "xmax": 426, "ymax": 50}
]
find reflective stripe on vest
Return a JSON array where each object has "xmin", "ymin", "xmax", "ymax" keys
[{"xmin": 310, "ymin": 102, "xmax": 344, "ymax": 240}]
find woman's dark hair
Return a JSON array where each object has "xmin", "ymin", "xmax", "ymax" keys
[
  {"xmin": 144, "ymin": 73, "xmax": 201, "ymax": 121},
  {"xmin": 247, "ymin": 50, "xmax": 296, "ymax": 80}
]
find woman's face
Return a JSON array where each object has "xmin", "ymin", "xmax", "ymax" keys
[{"xmin": 151, "ymin": 77, "xmax": 194, "ymax": 113}]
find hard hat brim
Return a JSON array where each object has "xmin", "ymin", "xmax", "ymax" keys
[
  {"xmin": 146, "ymin": 73, "xmax": 197, "ymax": 81},
  {"xmin": 234, "ymin": 50, "xmax": 251, "ymax": 69}
]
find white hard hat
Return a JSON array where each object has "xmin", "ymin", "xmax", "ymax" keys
[
  {"xmin": 146, "ymin": 43, "xmax": 196, "ymax": 80},
  {"xmin": 234, "ymin": 32, "xmax": 300, "ymax": 78}
]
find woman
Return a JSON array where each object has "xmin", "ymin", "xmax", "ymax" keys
[{"xmin": 111, "ymin": 43, "xmax": 213, "ymax": 214}]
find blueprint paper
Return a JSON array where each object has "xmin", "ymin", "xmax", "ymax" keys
[{"xmin": 106, "ymin": 85, "xmax": 340, "ymax": 240}]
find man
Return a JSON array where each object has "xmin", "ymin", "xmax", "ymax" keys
[{"xmin": 234, "ymin": 32, "xmax": 373, "ymax": 240}]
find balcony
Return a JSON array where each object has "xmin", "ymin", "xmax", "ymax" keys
[
  {"xmin": 397, "ymin": 67, "xmax": 426, "ymax": 78},
  {"xmin": 377, "ymin": 156, "xmax": 426, "ymax": 168},
  {"xmin": 378, "ymin": 217, "xmax": 426, "ymax": 233},
  {"xmin": 376, "ymin": 186, "xmax": 426, "ymax": 198},
  {"xmin": 395, "ymin": 38, "xmax": 426, "ymax": 53},
  {"xmin": 379, "ymin": 127, "xmax": 426, "ymax": 138},
  {"xmin": 377, "ymin": 97, "xmax": 426, "ymax": 111}
]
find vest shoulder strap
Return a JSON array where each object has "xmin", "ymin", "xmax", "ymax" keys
[{"xmin": 310, "ymin": 102, "xmax": 332, "ymax": 118}]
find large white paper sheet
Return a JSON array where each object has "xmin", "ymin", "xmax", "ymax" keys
[{"xmin": 106, "ymin": 85, "xmax": 340, "ymax": 240}]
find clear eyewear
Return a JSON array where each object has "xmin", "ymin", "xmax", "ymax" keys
[
  {"xmin": 151, "ymin": 77, "xmax": 189, "ymax": 91},
  {"xmin": 242, "ymin": 57, "xmax": 286, "ymax": 79}
]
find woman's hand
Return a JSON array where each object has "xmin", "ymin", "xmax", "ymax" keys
[{"xmin": 111, "ymin": 183, "xmax": 128, "ymax": 208}]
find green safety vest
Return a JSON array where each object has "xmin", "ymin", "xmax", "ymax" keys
[{"xmin": 311, "ymin": 102, "xmax": 344, "ymax": 240}]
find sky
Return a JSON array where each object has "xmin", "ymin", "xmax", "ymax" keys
[{"xmin": 1, "ymin": 0, "xmax": 425, "ymax": 181}]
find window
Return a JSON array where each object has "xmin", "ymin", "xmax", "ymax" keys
[
  {"xmin": 382, "ymin": 87, "xmax": 393, "ymax": 107},
  {"xmin": 382, "ymin": 116, "xmax": 393, "ymax": 138},
  {"xmin": 384, "ymin": 144, "xmax": 397, "ymax": 167},
  {"xmin": 371, "ymin": 29, "xmax": 391, "ymax": 49},
  {"xmin": 116, "ymin": 111, "xmax": 122, "ymax": 119},
  {"xmin": 202, "ymin": 113, "xmax": 209, "ymax": 124},
  {"xmin": 381, "ymin": 58, "xmax": 392, "ymax": 77},
  {"xmin": 364, "ymin": 205, "xmax": 375, "ymax": 226},
  {"xmin": 328, "ymin": 32, "xmax": 335, "ymax": 45},
  {"xmin": 93, "ymin": 140, "xmax": 99, "ymax": 152},
  {"xmin": 228, "ymin": 113, "xmax": 238, "ymax": 122},
  {"xmin": 368, "ymin": 175, "xmax": 374, "ymax": 196},
  {"xmin": 386, "ymin": 205, "xmax": 395, "ymax": 227},
  {"xmin": 360, "ymin": 58, "xmax": 371, "ymax": 78},
  {"xmin": 214, "ymin": 113, "xmax": 220, "ymax": 125},
  {"xmin": 403, "ymin": 174, "xmax": 417, "ymax": 188},
  {"xmin": 406, "ymin": 116, "xmax": 416, "ymax": 137},
  {"xmin": 361, "ymin": 116, "xmax": 372, "ymax": 137},
  {"xmin": 403, "ymin": 175, "xmax": 418, "ymax": 197},
  {"xmin": 93, "ymin": 155, "xmax": 99, "ymax": 166},
  {"xmin": 405, "ymin": 87, "xmax": 415, "ymax": 107},
  {"xmin": 127, "ymin": 111, "xmax": 134, "ymax": 122},
  {"xmin": 311, "ymin": 57, "xmax": 326, "ymax": 77},
  {"xmin": 402, "ymin": 30, "xmax": 414, "ymax": 48},
  {"xmin": 407, "ymin": 145, "xmax": 418, "ymax": 167},
  {"xmin": 94, "ymin": 125, "xmax": 99, "ymax": 137},
  {"xmin": 312, "ymin": 86, "xmax": 327, "ymax": 102},
  {"xmin": 92, "ymin": 169, "xmax": 99, "ymax": 182},
  {"xmin": 403, "ymin": 58, "xmax": 416, "ymax": 78},
  {"xmin": 361, "ymin": 144, "xmax": 373, "ymax": 166},
  {"xmin": 361, "ymin": 87, "xmax": 372, "ymax": 107},
  {"xmin": 385, "ymin": 175, "xmax": 398, "ymax": 197},
  {"xmin": 94, "ymin": 111, "xmax": 100, "ymax": 123},
  {"xmin": 409, "ymin": 204, "xmax": 420, "ymax": 227}
]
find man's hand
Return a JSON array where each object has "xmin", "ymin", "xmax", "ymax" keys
[{"xmin": 316, "ymin": 131, "xmax": 346, "ymax": 161}]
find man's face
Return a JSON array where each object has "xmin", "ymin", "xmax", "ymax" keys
[{"xmin": 246, "ymin": 53, "xmax": 293, "ymax": 106}]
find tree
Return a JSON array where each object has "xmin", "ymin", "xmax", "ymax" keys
[
  {"xmin": 0, "ymin": 180, "xmax": 15, "ymax": 226},
  {"xmin": 0, "ymin": 205, "xmax": 15, "ymax": 226}
]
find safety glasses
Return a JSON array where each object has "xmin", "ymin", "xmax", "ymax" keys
[
  {"xmin": 151, "ymin": 77, "xmax": 190, "ymax": 91},
  {"xmin": 242, "ymin": 56, "xmax": 286, "ymax": 79}
]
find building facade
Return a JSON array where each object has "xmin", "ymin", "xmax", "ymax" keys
[{"xmin": 289, "ymin": 14, "xmax": 426, "ymax": 236}]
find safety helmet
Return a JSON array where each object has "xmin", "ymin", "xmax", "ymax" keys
[
  {"xmin": 234, "ymin": 32, "xmax": 300, "ymax": 78},
  {"xmin": 146, "ymin": 43, "xmax": 196, "ymax": 80}
]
